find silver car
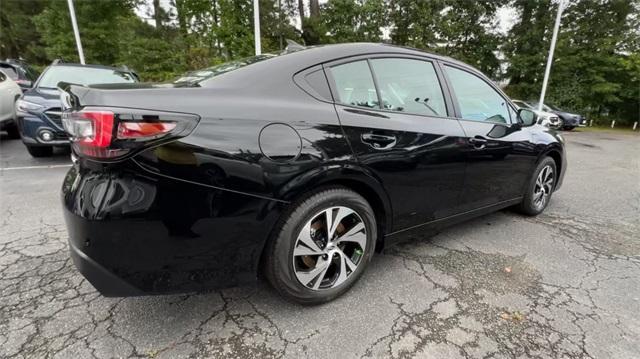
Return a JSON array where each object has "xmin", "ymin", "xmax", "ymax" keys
[{"xmin": 512, "ymin": 100, "xmax": 561, "ymax": 128}]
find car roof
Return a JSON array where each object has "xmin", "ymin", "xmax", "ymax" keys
[
  {"xmin": 200, "ymin": 42, "xmax": 484, "ymax": 89},
  {"xmin": 48, "ymin": 63, "xmax": 131, "ymax": 71},
  {"xmin": 282, "ymin": 42, "xmax": 467, "ymax": 67}
]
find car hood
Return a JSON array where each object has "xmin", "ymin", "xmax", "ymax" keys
[
  {"xmin": 20, "ymin": 87, "xmax": 61, "ymax": 111},
  {"xmin": 532, "ymin": 109, "xmax": 557, "ymax": 118},
  {"xmin": 553, "ymin": 110, "xmax": 580, "ymax": 118}
]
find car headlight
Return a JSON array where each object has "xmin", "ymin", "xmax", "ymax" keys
[{"xmin": 15, "ymin": 99, "xmax": 44, "ymax": 116}]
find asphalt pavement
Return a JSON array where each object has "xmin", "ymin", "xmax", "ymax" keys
[{"xmin": 1, "ymin": 130, "xmax": 639, "ymax": 358}]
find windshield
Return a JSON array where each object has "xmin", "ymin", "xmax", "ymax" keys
[
  {"xmin": 175, "ymin": 54, "xmax": 276, "ymax": 84},
  {"xmin": 38, "ymin": 66, "xmax": 137, "ymax": 88}
]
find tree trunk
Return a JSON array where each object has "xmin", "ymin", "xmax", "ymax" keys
[
  {"xmin": 153, "ymin": 0, "xmax": 162, "ymax": 29},
  {"xmin": 309, "ymin": 0, "xmax": 320, "ymax": 18},
  {"xmin": 298, "ymin": 0, "xmax": 305, "ymax": 27}
]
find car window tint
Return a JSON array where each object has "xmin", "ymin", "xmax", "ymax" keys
[
  {"xmin": 305, "ymin": 68, "xmax": 332, "ymax": 101},
  {"xmin": 370, "ymin": 58, "xmax": 447, "ymax": 117},
  {"xmin": 330, "ymin": 61, "xmax": 378, "ymax": 109},
  {"xmin": 445, "ymin": 66, "xmax": 510, "ymax": 124}
]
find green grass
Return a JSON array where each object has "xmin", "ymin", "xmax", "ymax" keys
[{"xmin": 575, "ymin": 125, "xmax": 639, "ymax": 134}]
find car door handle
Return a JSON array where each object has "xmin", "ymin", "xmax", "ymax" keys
[
  {"xmin": 361, "ymin": 133, "xmax": 397, "ymax": 150},
  {"xmin": 468, "ymin": 136, "xmax": 487, "ymax": 149}
]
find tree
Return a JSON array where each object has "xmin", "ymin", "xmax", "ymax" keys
[
  {"xmin": 321, "ymin": 0, "xmax": 387, "ymax": 43},
  {"xmin": 33, "ymin": 0, "xmax": 136, "ymax": 65},
  {"xmin": 0, "ymin": 0, "xmax": 50, "ymax": 63},
  {"xmin": 505, "ymin": 0, "xmax": 639, "ymax": 124},
  {"xmin": 437, "ymin": 0, "xmax": 507, "ymax": 77}
]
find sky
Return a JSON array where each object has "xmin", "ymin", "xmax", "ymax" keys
[{"xmin": 135, "ymin": 0, "xmax": 519, "ymax": 36}]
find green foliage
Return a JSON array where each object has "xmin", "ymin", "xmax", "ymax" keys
[
  {"xmin": 505, "ymin": 0, "xmax": 640, "ymax": 124},
  {"xmin": 0, "ymin": 0, "xmax": 50, "ymax": 63},
  {"xmin": 321, "ymin": 0, "xmax": 387, "ymax": 43},
  {"xmin": 2, "ymin": 0, "xmax": 637, "ymax": 123}
]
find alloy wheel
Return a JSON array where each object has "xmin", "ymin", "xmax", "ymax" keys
[
  {"xmin": 533, "ymin": 165, "xmax": 554, "ymax": 210},
  {"xmin": 292, "ymin": 206, "xmax": 367, "ymax": 290}
]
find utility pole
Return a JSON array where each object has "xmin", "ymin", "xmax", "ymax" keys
[
  {"xmin": 254, "ymin": 0, "xmax": 261, "ymax": 55},
  {"xmin": 538, "ymin": 0, "xmax": 565, "ymax": 111},
  {"xmin": 66, "ymin": 0, "xmax": 85, "ymax": 64}
]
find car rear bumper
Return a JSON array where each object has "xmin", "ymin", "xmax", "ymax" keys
[{"xmin": 62, "ymin": 162, "xmax": 282, "ymax": 296}]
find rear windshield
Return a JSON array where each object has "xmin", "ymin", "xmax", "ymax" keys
[
  {"xmin": 0, "ymin": 65, "xmax": 18, "ymax": 80},
  {"xmin": 37, "ymin": 66, "xmax": 137, "ymax": 88},
  {"xmin": 177, "ymin": 54, "xmax": 276, "ymax": 84}
]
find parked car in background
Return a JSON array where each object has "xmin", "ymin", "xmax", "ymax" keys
[
  {"xmin": 0, "ymin": 59, "xmax": 40, "ymax": 91},
  {"xmin": 532, "ymin": 102, "xmax": 587, "ymax": 130},
  {"xmin": 512, "ymin": 100, "xmax": 560, "ymax": 128},
  {"xmin": 60, "ymin": 43, "xmax": 566, "ymax": 304},
  {"xmin": 0, "ymin": 70, "xmax": 23, "ymax": 138},
  {"xmin": 173, "ymin": 54, "xmax": 275, "ymax": 85},
  {"xmin": 16, "ymin": 61, "xmax": 138, "ymax": 157}
]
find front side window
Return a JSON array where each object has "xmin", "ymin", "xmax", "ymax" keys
[
  {"xmin": 330, "ymin": 61, "xmax": 378, "ymax": 109},
  {"xmin": 445, "ymin": 66, "xmax": 510, "ymax": 124},
  {"xmin": 370, "ymin": 58, "xmax": 447, "ymax": 117}
]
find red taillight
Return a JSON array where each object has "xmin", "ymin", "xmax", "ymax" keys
[
  {"xmin": 117, "ymin": 122, "xmax": 176, "ymax": 139},
  {"xmin": 77, "ymin": 111, "xmax": 114, "ymax": 147},
  {"xmin": 62, "ymin": 107, "xmax": 198, "ymax": 161}
]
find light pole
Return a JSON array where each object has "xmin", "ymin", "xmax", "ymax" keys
[
  {"xmin": 254, "ymin": 0, "xmax": 261, "ymax": 55},
  {"xmin": 538, "ymin": 0, "xmax": 565, "ymax": 111},
  {"xmin": 66, "ymin": 0, "xmax": 85, "ymax": 64}
]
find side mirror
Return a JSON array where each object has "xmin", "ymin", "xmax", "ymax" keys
[{"xmin": 518, "ymin": 108, "xmax": 538, "ymax": 127}]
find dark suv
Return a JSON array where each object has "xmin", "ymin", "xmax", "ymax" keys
[
  {"xmin": 16, "ymin": 61, "xmax": 138, "ymax": 157},
  {"xmin": 0, "ymin": 59, "xmax": 40, "ymax": 91}
]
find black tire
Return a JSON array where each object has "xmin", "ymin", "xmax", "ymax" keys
[
  {"xmin": 265, "ymin": 187, "xmax": 377, "ymax": 305},
  {"xmin": 5, "ymin": 124, "xmax": 20, "ymax": 139},
  {"xmin": 516, "ymin": 157, "xmax": 557, "ymax": 216},
  {"xmin": 26, "ymin": 145, "xmax": 53, "ymax": 157},
  {"xmin": 563, "ymin": 126, "xmax": 575, "ymax": 131}
]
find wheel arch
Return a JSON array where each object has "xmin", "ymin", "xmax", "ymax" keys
[
  {"xmin": 538, "ymin": 145, "xmax": 563, "ymax": 189},
  {"xmin": 268, "ymin": 164, "xmax": 393, "ymax": 255}
]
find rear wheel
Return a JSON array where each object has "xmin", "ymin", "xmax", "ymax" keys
[
  {"xmin": 516, "ymin": 157, "xmax": 556, "ymax": 216},
  {"xmin": 265, "ymin": 187, "xmax": 376, "ymax": 305},
  {"xmin": 26, "ymin": 145, "xmax": 53, "ymax": 157}
]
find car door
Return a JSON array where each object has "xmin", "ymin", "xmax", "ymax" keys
[
  {"xmin": 440, "ymin": 63, "xmax": 538, "ymax": 211},
  {"xmin": 325, "ymin": 56, "xmax": 468, "ymax": 232},
  {"xmin": 0, "ymin": 71, "xmax": 20, "ymax": 121}
]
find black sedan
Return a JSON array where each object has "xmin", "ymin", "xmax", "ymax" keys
[{"xmin": 60, "ymin": 43, "xmax": 566, "ymax": 304}]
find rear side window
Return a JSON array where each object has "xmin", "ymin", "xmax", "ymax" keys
[
  {"xmin": 370, "ymin": 58, "xmax": 447, "ymax": 117},
  {"xmin": 445, "ymin": 65, "xmax": 510, "ymax": 124},
  {"xmin": 330, "ymin": 61, "xmax": 378, "ymax": 108}
]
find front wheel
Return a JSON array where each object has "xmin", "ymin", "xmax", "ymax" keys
[
  {"xmin": 516, "ymin": 157, "xmax": 556, "ymax": 216},
  {"xmin": 265, "ymin": 187, "xmax": 376, "ymax": 305}
]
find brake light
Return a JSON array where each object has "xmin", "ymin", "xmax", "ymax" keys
[
  {"xmin": 117, "ymin": 122, "xmax": 176, "ymax": 139},
  {"xmin": 62, "ymin": 107, "xmax": 198, "ymax": 161}
]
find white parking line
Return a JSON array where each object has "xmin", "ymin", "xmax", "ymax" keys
[{"xmin": 1, "ymin": 164, "xmax": 72, "ymax": 171}]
